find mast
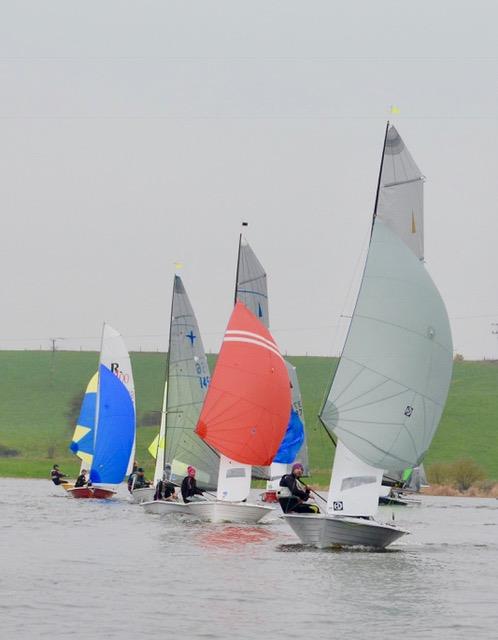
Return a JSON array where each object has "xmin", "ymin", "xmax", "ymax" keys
[
  {"xmin": 233, "ymin": 221, "xmax": 248, "ymax": 306},
  {"xmin": 372, "ymin": 121, "xmax": 390, "ymax": 222},
  {"xmin": 157, "ymin": 275, "xmax": 177, "ymax": 469}
]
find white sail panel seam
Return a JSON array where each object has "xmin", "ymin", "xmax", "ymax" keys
[
  {"xmin": 225, "ymin": 330, "xmax": 277, "ymax": 349},
  {"xmin": 223, "ymin": 337, "xmax": 283, "ymax": 361}
]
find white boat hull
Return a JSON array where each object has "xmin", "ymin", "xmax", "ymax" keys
[
  {"xmin": 283, "ymin": 514, "xmax": 408, "ymax": 549},
  {"xmin": 130, "ymin": 487, "xmax": 155, "ymax": 504},
  {"xmin": 141, "ymin": 500, "xmax": 193, "ymax": 515},
  {"xmin": 187, "ymin": 501, "xmax": 273, "ymax": 524}
]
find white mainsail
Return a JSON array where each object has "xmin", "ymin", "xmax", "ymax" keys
[
  {"xmin": 99, "ymin": 323, "xmax": 136, "ymax": 476},
  {"xmin": 321, "ymin": 125, "xmax": 453, "ymax": 517}
]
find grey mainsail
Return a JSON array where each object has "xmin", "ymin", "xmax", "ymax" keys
[
  {"xmin": 164, "ymin": 275, "xmax": 219, "ymax": 490},
  {"xmin": 287, "ymin": 361, "xmax": 309, "ymax": 474},
  {"xmin": 376, "ymin": 124, "xmax": 424, "ymax": 260},
  {"xmin": 235, "ymin": 236, "xmax": 269, "ymax": 327}
]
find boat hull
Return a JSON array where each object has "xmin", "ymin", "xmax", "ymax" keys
[
  {"xmin": 283, "ymin": 514, "xmax": 408, "ymax": 549},
  {"xmin": 67, "ymin": 487, "xmax": 116, "ymax": 499},
  {"xmin": 186, "ymin": 501, "xmax": 274, "ymax": 524},
  {"xmin": 141, "ymin": 500, "xmax": 193, "ymax": 515},
  {"xmin": 130, "ymin": 487, "xmax": 155, "ymax": 504}
]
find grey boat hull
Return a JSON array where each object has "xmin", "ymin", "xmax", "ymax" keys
[{"xmin": 283, "ymin": 514, "xmax": 408, "ymax": 549}]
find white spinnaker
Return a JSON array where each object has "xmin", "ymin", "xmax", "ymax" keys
[
  {"xmin": 327, "ymin": 441, "xmax": 384, "ymax": 517},
  {"xmin": 376, "ymin": 125, "xmax": 424, "ymax": 260},
  {"xmin": 320, "ymin": 219, "xmax": 453, "ymax": 472},
  {"xmin": 153, "ymin": 381, "xmax": 168, "ymax": 484},
  {"xmin": 165, "ymin": 276, "xmax": 219, "ymax": 490},
  {"xmin": 99, "ymin": 323, "xmax": 136, "ymax": 475}
]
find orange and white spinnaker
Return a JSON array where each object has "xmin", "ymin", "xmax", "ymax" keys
[{"xmin": 195, "ymin": 302, "xmax": 291, "ymax": 466}]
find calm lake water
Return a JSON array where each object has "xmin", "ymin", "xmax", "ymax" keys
[{"xmin": 1, "ymin": 478, "xmax": 497, "ymax": 640}]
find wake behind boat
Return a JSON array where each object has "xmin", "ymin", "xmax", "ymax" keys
[{"xmin": 284, "ymin": 124, "xmax": 453, "ymax": 549}]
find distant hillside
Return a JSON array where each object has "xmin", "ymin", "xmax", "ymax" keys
[{"xmin": 0, "ymin": 351, "xmax": 496, "ymax": 481}]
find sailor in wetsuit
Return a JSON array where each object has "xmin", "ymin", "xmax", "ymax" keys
[
  {"xmin": 154, "ymin": 464, "xmax": 177, "ymax": 501},
  {"xmin": 75, "ymin": 469, "xmax": 91, "ymax": 488},
  {"xmin": 181, "ymin": 466, "xmax": 205, "ymax": 503},
  {"xmin": 278, "ymin": 463, "xmax": 320, "ymax": 514},
  {"xmin": 50, "ymin": 464, "xmax": 68, "ymax": 485}
]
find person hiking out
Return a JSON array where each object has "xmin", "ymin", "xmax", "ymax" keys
[
  {"xmin": 50, "ymin": 464, "xmax": 68, "ymax": 485},
  {"xmin": 181, "ymin": 466, "xmax": 204, "ymax": 503},
  {"xmin": 278, "ymin": 463, "xmax": 320, "ymax": 514}
]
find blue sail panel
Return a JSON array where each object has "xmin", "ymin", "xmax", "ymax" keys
[
  {"xmin": 273, "ymin": 409, "xmax": 305, "ymax": 464},
  {"xmin": 90, "ymin": 364, "xmax": 135, "ymax": 485},
  {"xmin": 69, "ymin": 393, "xmax": 96, "ymax": 455},
  {"xmin": 69, "ymin": 372, "xmax": 98, "ymax": 457}
]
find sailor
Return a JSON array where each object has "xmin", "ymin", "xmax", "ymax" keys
[
  {"xmin": 278, "ymin": 463, "xmax": 320, "ymax": 514},
  {"xmin": 75, "ymin": 469, "xmax": 91, "ymax": 488},
  {"xmin": 154, "ymin": 464, "xmax": 177, "ymax": 501},
  {"xmin": 127, "ymin": 460, "xmax": 139, "ymax": 492},
  {"xmin": 50, "ymin": 464, "xmax": 68, "ymax": 485},
  {"xmin": 132, "ymin": 468, "xmax": 152, "ymax": 490},
  {"xmin": 181, "ymin": 466, "xmax": 204, "ymax": 503}
]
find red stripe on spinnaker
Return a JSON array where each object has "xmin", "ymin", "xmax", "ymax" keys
[{"xmin": 195, "ymin": 302, "xmax": 291, "ymax": 466}]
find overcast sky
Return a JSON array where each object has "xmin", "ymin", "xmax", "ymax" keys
[{"xmin": 1, "ymin": 1, "xmax": 497, "ymax": 358}]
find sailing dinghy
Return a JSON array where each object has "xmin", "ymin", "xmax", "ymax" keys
[
  {"xmin": 284, "ymin": 124, "xmax": 453, "ymax": 548},
  {"xmin": 141, "ymin": 275, "xmax": 219, "ymax": 515},
  {"xmin": 234, "ymin": 233, "xmax": 310, "ymax": 502},
  {"xmin": 189, "ymin": 301, "xmax": 291, "ymax": 523},
  {"xmin": 67, "ymin": 324, "xmax": 136, "ymax": 499}
]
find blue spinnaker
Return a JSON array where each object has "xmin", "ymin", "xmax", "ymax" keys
[
  {"xmin": 90, "ymin": 364, "xmax": 135, "ymax": 485},
  {"xmin": 273, "ymin": 409, "xmax": 305, "ymax": 464}
]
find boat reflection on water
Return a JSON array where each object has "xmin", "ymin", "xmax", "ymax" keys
[{"xmin": 197, "ymin": 525, "xmax": 276, "ymax": 549}]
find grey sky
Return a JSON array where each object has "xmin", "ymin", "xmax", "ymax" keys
[{"xmin": 1, "ymin": 1, "xmax": 497, "ymax": 358}]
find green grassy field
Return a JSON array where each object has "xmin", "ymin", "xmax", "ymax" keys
[{"xmin": 0, "ymin": 351, "xmax": 496, "ymax": 482}]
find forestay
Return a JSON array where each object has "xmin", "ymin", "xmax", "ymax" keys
[
  {"xmin": 164, "ymin": 276, "xmax": 219, "ymax": 490},
  {"xmin": 320, "ymin": 219, "xmax": 453, "ymax": 472}
]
